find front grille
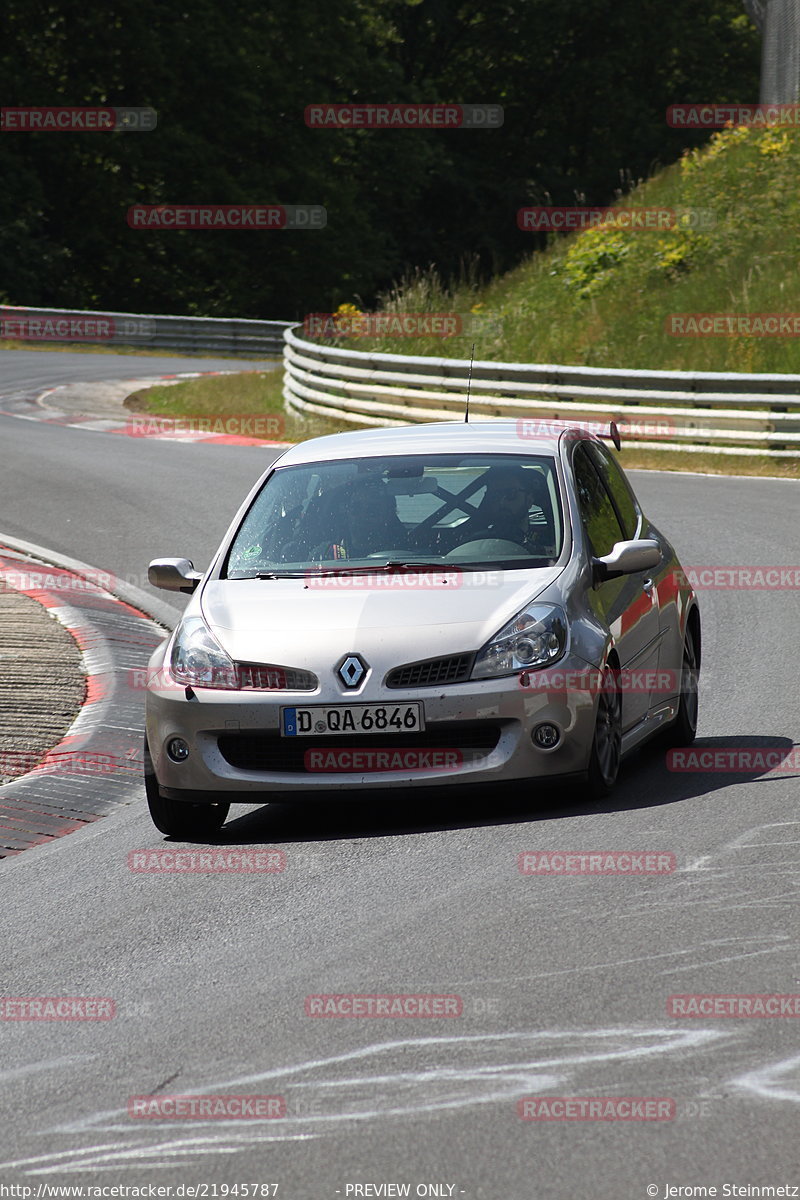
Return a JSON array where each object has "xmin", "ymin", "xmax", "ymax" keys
[
  {"xmin": 237, "ymin": 663, "xmax": 317, "ymax": 691},
  {"xmin": 386, "ymin": 653, "xmax": 473, "ymax": 689},
  {"xmin": 217, "ymin": 722, "xmax": 501, "ymax": 773}
]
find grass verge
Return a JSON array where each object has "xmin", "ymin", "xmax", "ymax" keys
[
  {"xmin": 612, "ymin": 446, "xmax": 799, "ymax": 479},
  {"xmin": 124, "ymin": 368, "xmax": 372, "ymax": 441},
  {"xmin": 122, "ymin": 370, "xmax": 800, "ymax": 477}
]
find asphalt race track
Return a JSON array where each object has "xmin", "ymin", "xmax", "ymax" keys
[{"xmin": 1, "ymin": 349, "xmax": 798, "ymax": 1196}]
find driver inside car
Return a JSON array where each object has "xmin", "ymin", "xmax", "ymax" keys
[
  {"xmin": 309, "ymin": 477, "xmax": 408, "ymax": 561},
  {"xmin": 451, "ymin": 465, "xmax": 549, "ymax": 553}
]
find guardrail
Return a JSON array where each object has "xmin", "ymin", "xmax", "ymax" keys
[
  {"xmin": 283, "ymin": 327, "xmax": 800, "ymax": 457},
  {"xmin": 5, "ymin": 306, "xmax": 799, "ymax": 455},
  {"xmin": 0, "ymin": 305, "xmax": 290, "ymax": 356}
]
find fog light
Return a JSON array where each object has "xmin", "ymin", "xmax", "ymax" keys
[
  {"xmin": 167, "ymin": 737, "xmax": 190, "ymax": 763},
  {"xmin": 532, "ymin": 723, "xmax": 560, "ymax": 750}
]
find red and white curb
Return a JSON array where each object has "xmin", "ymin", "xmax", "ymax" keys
[
  {"xmin": 0, "ymin": 371, "xmax": 292, "ymax": 447},
  {"xmin": 0, "ymin": 546, "xmax": 167, "ymax": 858}
]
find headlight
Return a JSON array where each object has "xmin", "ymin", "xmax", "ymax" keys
[
  {"xmin": 169, "ymin": 617, "xmax": 239, "ymax": 689},
  {"xmin": 472, "ymin": 603, "xmax": 568, "ymax": 680}
]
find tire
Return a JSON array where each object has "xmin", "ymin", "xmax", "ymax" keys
[
  {"xmin": 661, "ymin": 624, "xmax": 699, "ymax": 748},
  {"xmin": 144, "ymin": 734, "xmax": 230, "ymax": 839},
  {"xmin": 585, "ymin": 664, "xmax": 622, "ymax": 800}
]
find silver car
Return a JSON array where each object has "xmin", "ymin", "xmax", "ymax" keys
[{"xmin": 144, "ymin": 421, "xmax": 700, "ymax": 836}]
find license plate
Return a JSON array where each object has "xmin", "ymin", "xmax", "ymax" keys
[{"xmin": 281, "ymin": 703, "xmax": 424, "ymax": 737}]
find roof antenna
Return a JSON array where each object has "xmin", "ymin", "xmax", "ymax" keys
[{"xmin": 464, "ymin": 343, "xmax": 475, "ymax": 423}]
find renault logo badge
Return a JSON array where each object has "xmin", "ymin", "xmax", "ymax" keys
[{"xmin": 338, "ymin": 654, "xmax": 367, "ymax": 688}]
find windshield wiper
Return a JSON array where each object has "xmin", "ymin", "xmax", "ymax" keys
[
  {"xmin": 231, "ymin": 558, "xmax": 555, "ymax": 580},
  {"xmin": 256, "ymin": 571, "xmax": 310, "ymax": 579},
  {"xmin": 230, "ymin": 558, "xmax": 553, "ymax": 580},
  {"xmin": 302, "ymin": 561, "xmax": 458, "ymax": 577},
  {"xmin": 226, "ymin": 571, "xmax": 309, "ymax": 580},
  {"xmin": 236, "ymin": 564, "xmax": 451, "ymax": 579},
  {"xmin": 225, "ymin": 565, "xmax": 444, "ymax": 580}
]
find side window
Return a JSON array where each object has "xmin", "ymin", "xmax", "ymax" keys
[
  {"xmin": 587, "ymin": 442, "xmax": 640, "ymax": 540},
  {"xmin": 572, "ymin": 444, "xmax": 624, "ymax": 558}
]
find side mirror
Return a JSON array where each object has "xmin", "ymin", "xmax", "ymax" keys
[
  {"xmin": 148, "ymin": 558, "xmax": 203, "ymax": 593},
  {"xmin": 593, "ymin": 539, "xmax": 660, "ymax": 583}
]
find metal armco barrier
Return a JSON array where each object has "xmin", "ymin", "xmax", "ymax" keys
[
  {"xmin": 0, "ymin": 305, "xmax": 290, "ymax": 356},
  {"xmin": 283, "ymin": 327, "xmax": 800, "ymax": 457}
]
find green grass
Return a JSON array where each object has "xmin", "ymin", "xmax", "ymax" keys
[
  {"xmin": 122, "ymin": 368, "xmax": 800, "ymax": 478},
  {"xmin": 316, "ymin": 123, "xmax": 800, "ymax": 375},
  {"xmin": 611, "ymin": 446, "xmax": 799, "ymax": 479},
  {"xmin": 122, "ymin": 125, "xmax": 800, "ymax": 475},
  {"xmin": 124, "ymin": 368, "xmax": 370, "ymax": 441}
]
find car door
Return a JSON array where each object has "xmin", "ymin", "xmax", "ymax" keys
[{"xmin": 572, "ymin": 442, "xmax": 661, "ymax": 730}]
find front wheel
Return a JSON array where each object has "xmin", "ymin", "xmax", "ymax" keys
[
  {"xmin": 585, "ymin": 666, "xmax": 622, "ymax": 800},
  {"xmin": 144, "ymin": 735, "xmax": 230, "ymax": 838}
]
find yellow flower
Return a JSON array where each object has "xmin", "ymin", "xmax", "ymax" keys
[{"xmin": 758, "ymin": 129, "xmax": 791, "ymax": 157}]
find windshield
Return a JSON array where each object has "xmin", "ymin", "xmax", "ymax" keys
[{"xmin": 224, "ymin": 453, "xmax": 563, "ymax": 577}]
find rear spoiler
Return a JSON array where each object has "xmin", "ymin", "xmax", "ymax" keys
[{"xmin": 523, "ymin": 418, "xmax": 622, "ymax": 450}]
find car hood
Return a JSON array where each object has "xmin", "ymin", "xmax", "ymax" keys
[{"xmin": 200, "ymin": 568, "xmax": 564, "ymax": 666}]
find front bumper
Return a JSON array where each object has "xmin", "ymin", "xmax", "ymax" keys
[{"xmin": 144, "ymin": 644, "xmax": 599, "ymax": 800}]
